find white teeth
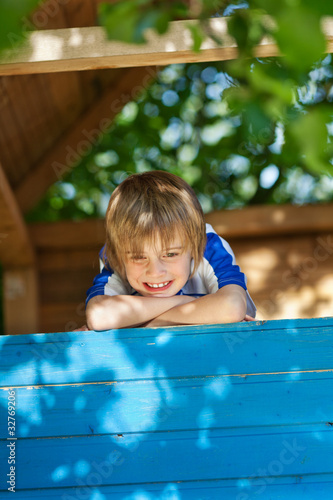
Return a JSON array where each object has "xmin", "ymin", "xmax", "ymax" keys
[{"xmin": 146, "ymin": 281, "xmax": 170, "ymax": 288}]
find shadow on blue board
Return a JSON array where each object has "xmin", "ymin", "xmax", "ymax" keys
[{"xmin": 0, "ymin": 317, "xmax": 333, "ymax": 498}]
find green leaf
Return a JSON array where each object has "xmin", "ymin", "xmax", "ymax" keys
[
  {"xmin": 245, "ymin": 101, "xmax": 274, "ymax": 141},
  {"xmin": 99, "ymin": 1, "xmax": 158, "ymax": 44},
  {"xmin": 99, "ymin": 1, "xmax": 187, "ymax": 44},
  {"xmin": 187, "ymin": 23, "xmax": 205, "ymax": 52},
  {"xmin": 249, "ymin": 63, "xmax": 294, "ymax": 104},
  {"xmin": 146, "ymin": 10, "xmax": 171, "ymax": 36},
  {"xmin": 288, "ymin": 109, "xmax": 333, "ymax": 176},
  {"xmin": 302, "ymin": 0, "xmax": 333, "ymax": 17},
  {"xmin": 227, "ymin": 8, "xmax": 266, "ymax": 57},
  {"xmin": 98, "ymin": 1, "xmax": 144, "ymax": 43},
  {"xmin": 274, "ymin": 6, "xmax": 326, "ymax": 72},
  {"xmin": 0, "ymin": 0, "xmax": 40, "ymax": 53},
  {"xmin": 227, "ymin": 9, "xmax": 251, "ymax": 55}
]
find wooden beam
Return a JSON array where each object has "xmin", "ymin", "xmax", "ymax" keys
[
  {"xmin": 0, "ymin": 164, "xmax": 39, "ymax": 334},
  {"xmin": 0, "ymin": 19, "xmax": 236, "ymax": 75},
  {"xmin": 2, "ymin": 17, "xmax": 332, "ymax": 75},
  {"xmin": 15, "ymin": 66, "xmax": 156, "ymax": 214},
  {"xmin": 3, "ymin": 268, "xmax": 39, "ymax": 334},
  {"xmin": 0, "ymin": 164, "xmax": 35, "ymax": 266},
  {"xmin": 28, "ymin": 218, "xmax": 105, "ymax": 249},
  {"xmin": 27, "ymin": 202, "xmax": 333, "ymax": 249},
  {"xmin": 205, "ymin": 202, "xmax": 333, "ymax": 238}
]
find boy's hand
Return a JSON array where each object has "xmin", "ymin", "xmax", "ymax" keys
[
  {"xmin": 86, "ymin": 293, "xmax": 198, "ymax": 330},
  {"xmin": 143, "ymin": 318, "xmax": 174, "ymax": 327},
  {"xmin": 142, "ymin": 295, "xmax": 197, "ymax": 327},
  {"xmin": 243, "ymin": 315, "xmax": 256, "ymax": 322},
  {"xmin": 145, "ymin": 312, "xmax": 257, "ymax": 327},
  {"xmin": 142, "ymin": 285, "xmax": 251, "ymax": 327}
]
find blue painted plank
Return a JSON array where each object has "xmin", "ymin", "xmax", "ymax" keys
[
  {"xmin": 1, "ymin": 317, "xmax": 333, "ymax": 349},
  {"xmin": 1, "ymin": 424, "xmax": 333, "ymax": 491},
  {"xmin": 1, "ymin": 319, "xmax": 333, "ymax": 387},
  {"xmin": 1, "ymin": 372, "xmax": 333, "ymax": 438},
  {"xmin": 1, "ymin": 317, "xmax": 333, "ymax": 496},
  {"xmin": 3, "ymin": 476, "xmax": 333, "ymax": 499}
]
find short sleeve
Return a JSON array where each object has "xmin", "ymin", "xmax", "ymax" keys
[
  {"xmin": 203, "ymin": 228, "xmax": 247, "ymax": 292},
  {"xmin": 202, "ymin": 225, "xmax": 257, "ymax": 317}
]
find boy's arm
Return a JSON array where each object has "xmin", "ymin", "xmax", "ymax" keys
[
  {"xmin": 86, "ymin": 294, "xmax": 196, "ymax": 330},
  {"xmin": 144, "ymin": 284, "xmax": 247, "ymax": 327}
]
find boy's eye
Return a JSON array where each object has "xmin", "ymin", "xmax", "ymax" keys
[
  {"xmin": 165, "ymin": 252, "xmax": 178, "ymax": 258},
  {"xmin": 131, "ymin": 255, "xmax": 146, "ymax": 262}
]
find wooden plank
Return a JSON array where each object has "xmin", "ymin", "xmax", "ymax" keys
[
  {"xmin": 37, "ymin": 248, "xmax": 99, "ymax": 271},
  {"xmin": 0, "ymin": 371, "xmax": 331, "ymax": 438},
  {"xmin": 27, "ymin": 204, "xmax": 333, "ymax": 253},
  {"xmin": 39, "ymin": 268, "xmax": 95, "ymax": 302},
  {"xmin": 29, "ymin": 0, "xmax": 69, "ymax": 30},
  {"xmin": 0, "ymin": 317, "xmax": 333, "ymax": 495},
  {"xmin": 3, "ymin": 478, "xmax": 333, "ymax": 500},
  {"xmin": 15, "ymin": 66, "xmax": 156, "ymax": 214},
  {"xmin": 1, "ymin": 317, "xmax": 333, "ymax": 387},
  {"xmin": 44, "ymin": 72, "xmax": 83, "ymax": 131},
  {"xmin": 0, "ymin": 164, "xmax": 35, "ymax": 267},
  {"xmin": 0, "ymin": 164, "xmax": 39, "ymax": 334},
  {"xmin": 30, "ymin": 0, "xmax": 98, "ymax": 30},
  {"xmin": 63, "ymin": 0, "xmax": 97, "ymax": 28},
  {"xmin": 205, "ymin": 202, "xmax": 333, "ymax": 237},
  {"xmin": 28, "ymin": 73, "xmax": 73, "ymax": 154},
  {"xmin": 0, "ymin": 424, "xmax": 332, "ymax": 490},
  {"xmin": 4, "ymin": 76, "xmax": 41, "ymax": 174},
  {"xmin": 0, "ymin": 78, "xmax": 32, "ymax": 184},
  {"xmin": 28, "ymin": 219, "xmax": 105, "ymax": 249},
  {"xmin": 0, "ymin": 18, "xmax": 275, "ymax": 75},
  {"xmin": 3, "ymin": 267, "xmax": 39, "ymax": 335},
  {"xmin": 0, "ymin": 17, "xmax": 332, "ymax": 76},
  {"xmin": 6, "ymin": 75, "xmax": 57, "ymax": 173},
  {"xmin": 41, "ymin": 0, "xmax": 118, "ymax": 121},
  {"xmin": 39, "ymin": 302, "xmax": 87, "ymax": 332},
  {"xmin": 78, "ymin": 68, "xmax": 120, "ymax": 111},
  {"xmin": 241, "ymin": 260, "xmax": 333, "ymax": 292},
  {"xmin": 0, "ymin": 80, "xmax": 22, "ymax": 183},
  {"xmin": 254, "ymin": 288, "xmax": 333, "ymax": 321}
]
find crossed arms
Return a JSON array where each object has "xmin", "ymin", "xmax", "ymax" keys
[{"xmin": 86, "ymin": 284, "xmax": 249, "ymax": 330}]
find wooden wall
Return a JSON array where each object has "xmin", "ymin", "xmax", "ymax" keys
[
  {"xmin": 27, "ymin": 203, "xmax": 333, "ymax": 334},
  {"xmin": 2, "ymin": 317, "xmax": 333, "ymax": 496}
]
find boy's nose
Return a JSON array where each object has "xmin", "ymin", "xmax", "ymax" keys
[{"xmin": 146, "ymin": 258, "xmax": 166, "ymax": 277}]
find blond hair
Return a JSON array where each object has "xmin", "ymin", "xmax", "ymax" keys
[{"xmin": 104, "ymin": 171, "xmax": 206, "ymax": 279}]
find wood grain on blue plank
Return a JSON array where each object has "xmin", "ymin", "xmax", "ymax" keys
[
  {"xmin": 0, "ymin": 373, "xmax": 332, "ymax": 438},
  {"xmin": 0, "ymin": 317, "xmax": 333, "ymax": 496},
  {"xmin": 5, "ymin": 476, "xmax": 333, "ymax": 500},
  {"xmin": 1, "ymin": 318, "xmax": 333, "ymax": 387},
  {"xmin": 1, "ymin": 424, "xmax": 333, "ymax": 490}
]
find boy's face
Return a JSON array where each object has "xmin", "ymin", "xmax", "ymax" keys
[{"xmin": 123, "ymin": 235, "xmax": 192, "ymax": 297}]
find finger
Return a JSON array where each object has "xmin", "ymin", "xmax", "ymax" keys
[{"xmin": 244, "ymin": 315, "xmax": 256, "ymax": 322}]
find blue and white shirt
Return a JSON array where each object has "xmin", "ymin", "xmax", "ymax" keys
[{"xmin": 86, "ymin": 223, "xmax": 256, "ymax": 317}]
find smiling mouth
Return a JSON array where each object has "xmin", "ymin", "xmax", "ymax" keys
[{"xmin": 144, "ymin": 281, "xmax": 172, "ymax": 290}]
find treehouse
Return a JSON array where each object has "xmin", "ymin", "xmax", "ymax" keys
[{"xmin": 0, "ymin": 1, "xmax": 333, "ymax": 497}]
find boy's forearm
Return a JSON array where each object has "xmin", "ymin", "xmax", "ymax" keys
[
  {"xmin": 146, "ymin": 285, "xmax": 247, "ymax": 327},
  {"xmin": 86, "ymin": 294, "xmax": 194, "ymax": 330}
]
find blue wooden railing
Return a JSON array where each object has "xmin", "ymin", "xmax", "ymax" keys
[{"xmin": 1, "ymin": 317, "xmax": 333, "ymax": 498}]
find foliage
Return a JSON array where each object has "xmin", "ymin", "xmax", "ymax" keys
[
  {"xmin": 0, "ymin": 0, "xmax": 40, "ymax": 53},
  {"xmin": 98, "ymin": 0, "xmax": 333, "ymax": 176},
  {"xmin": 27, "ymin": 57, "xmax": 333, "ymax": 222},
  {"xmin": 0, "ymin": 1, "xmax": 332, "ymax": 222}
]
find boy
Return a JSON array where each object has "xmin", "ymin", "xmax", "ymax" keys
[{"xmin": 85, "ymin": 170, "xmax": 256, "ymax": 330}]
